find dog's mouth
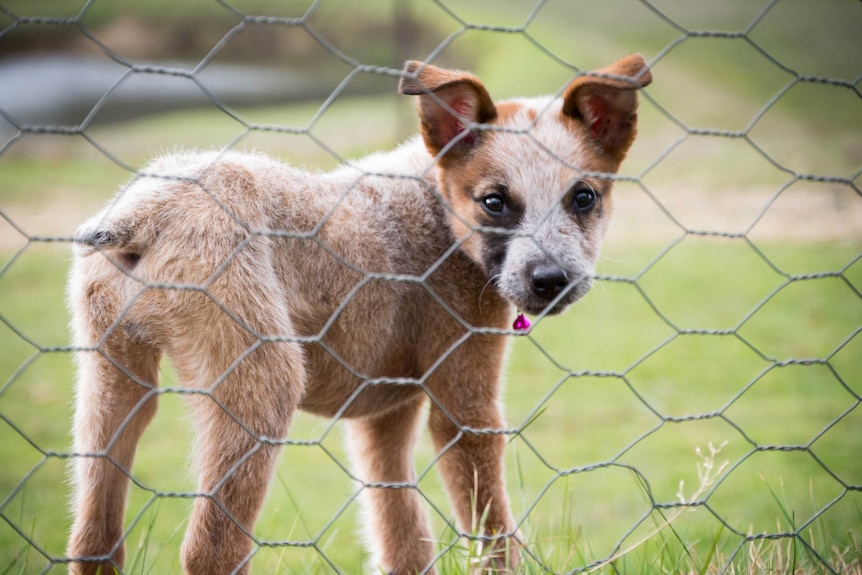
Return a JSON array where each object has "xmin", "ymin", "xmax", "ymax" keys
[{"xmin": 499, "ymin": 273, "xmax": 593, "ymax": 317}]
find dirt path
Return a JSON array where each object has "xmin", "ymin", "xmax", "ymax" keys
[{"xmin": 607, "ymin": 183, "xmax": 862, "ymax": 246}]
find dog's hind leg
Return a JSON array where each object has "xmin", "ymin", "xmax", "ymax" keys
[
  {"xmin": 67, "ymin": 254, "xmax": 162, "ymax": 575},
  {"xmin": 347, "ymin": 396, "xmax": 435, "ymax": 575},
  {"xmin": 177, "ymin": 344, "xmax": 302, "ymax": 575},
  {"xmin": 168, "ymin": 244, "xmax": 305, "ymax": 575}
]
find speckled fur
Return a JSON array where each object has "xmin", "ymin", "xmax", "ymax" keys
[{"xmin": 67, "ymin": 55, "xmax": 651, "ymax": 575}]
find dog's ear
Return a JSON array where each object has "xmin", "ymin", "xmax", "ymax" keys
[
  {"xmin": 562, "ymin": 53, "xmax": 652, "ymax": 155},
  {"xmin": 399, "ymin": 60, "xmax": 497, "ymax": 160}
]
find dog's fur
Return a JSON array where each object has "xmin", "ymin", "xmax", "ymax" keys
[{"xmin": 66, "ymin": 55, "xmax": 651, "ymax": 574}]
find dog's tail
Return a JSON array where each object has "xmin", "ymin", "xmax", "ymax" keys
[{"xmin": 71, "ymin": 169, "xmax": 177, "ymax": 269}]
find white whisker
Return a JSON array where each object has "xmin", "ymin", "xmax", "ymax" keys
[{"xmin": 479, "ymin": 274, "xmax": 502, "ymax": 314}]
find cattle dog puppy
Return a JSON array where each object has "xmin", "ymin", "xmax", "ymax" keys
[{"xmin": 67, "ymin": 54, "xmax": 652, "ymax": 574}]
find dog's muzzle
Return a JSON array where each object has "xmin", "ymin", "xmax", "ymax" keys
[
  {"xmin": 516, "ymin": 261, "xmax": 591, "ymax": 316},
  {"xmin": 529, "ymin": 263, "xmax": 569, "ymax": 300}
]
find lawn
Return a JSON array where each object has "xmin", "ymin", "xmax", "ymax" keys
[
  {"xmin": 0, "ymin": 240, "xmax": 859, "ymax": 574},
  {"xmin": 1, "ymin": 1, "xmax": 861, "ymax": 574}
]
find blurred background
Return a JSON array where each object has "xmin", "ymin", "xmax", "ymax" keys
[{"xmin": 0, "ymin": 1, "xmax": 860, "ymax": 573}]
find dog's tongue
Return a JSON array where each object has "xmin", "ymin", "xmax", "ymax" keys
[{"xmin": 513, "ymin": 313, "xmax": 531, "ymax": 331}]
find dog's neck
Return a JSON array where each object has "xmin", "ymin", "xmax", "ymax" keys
[{"xmin": 336, "ymin": 135, "xmax": 440, "ymax": 190}]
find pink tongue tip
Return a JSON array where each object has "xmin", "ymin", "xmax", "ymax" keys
[{"xmin": 513, "ymin": 313, "xmax": 531, "ymax": 331}]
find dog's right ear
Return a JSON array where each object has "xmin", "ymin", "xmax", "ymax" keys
[
  {"xmin": 399, "ymin": 60, "xmax": 497, "ymax": 160},
  {"xmin": 562, "ymin": 53, "xmax": 652, "ymax": 158}
]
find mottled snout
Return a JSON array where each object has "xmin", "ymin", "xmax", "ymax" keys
[
  {"xmin": 513, "ymin": 256, "xmax": 593, "ymax": 316},
  {"xmin": 496, "ymin": 220, "xmax": 597, "ymax": 316}
]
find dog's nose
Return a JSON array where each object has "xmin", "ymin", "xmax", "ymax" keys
[{"xmin": 530, "ymin": 264, "xmax": 569, "ymax": 299}]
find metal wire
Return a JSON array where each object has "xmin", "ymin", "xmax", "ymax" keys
[{"xmin": 0, "ymin": 1, "xmax": 859, "ymax": 574}]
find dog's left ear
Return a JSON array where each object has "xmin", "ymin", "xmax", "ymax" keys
[
  {"xmin": 399, "ymin": 60, "xmax": 497, "ymax": 160},
  {"xmin": 562, "ymin": 53, "xmax": 653, "ymax": 155}
]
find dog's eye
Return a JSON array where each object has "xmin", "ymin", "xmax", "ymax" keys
[
  {"xmin": 481, "ymin": 193, "xmax": 506, "ymax": 215},
  {"xmin": 570, "ymin": 186, "xmax": 597, "ymax": 212}
]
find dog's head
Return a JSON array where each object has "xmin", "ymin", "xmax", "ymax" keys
[{"xmin": 399, "ymin": 55, "xmax": 652, "ymax": 316}]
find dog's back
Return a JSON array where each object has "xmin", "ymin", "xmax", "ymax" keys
[{"xmin": 70, "ymin": 143, "xmax": 485, "ymax": 392}]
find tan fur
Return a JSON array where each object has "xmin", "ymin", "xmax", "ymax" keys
[{"xmin": 67, "ymin": 55, "xmax": 651, "ymax": 574}]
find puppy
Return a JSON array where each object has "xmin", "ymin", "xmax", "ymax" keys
[{"xmin": 67, "ymin": 54, "xmax": 651, "ymax": 574}]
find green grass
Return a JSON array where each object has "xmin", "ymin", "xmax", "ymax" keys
[{"xmin": 0, "ymin": 241, "xmax": 859, "ymax": 574}]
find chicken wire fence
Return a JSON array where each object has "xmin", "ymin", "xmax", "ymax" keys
[{"xmin": 0, "ymin": 0, "xmax": 860, "ymax": 574}]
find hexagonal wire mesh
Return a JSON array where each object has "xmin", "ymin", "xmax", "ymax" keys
[{"xmin": 0, "ymin": 0, "xmax": 860, "ymax": 573}]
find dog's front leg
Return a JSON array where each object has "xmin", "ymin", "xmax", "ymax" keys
[
  {"xmin": 347, "ymin": 395, "xmax": 435, "ymax": 575},
  {"xmin": 427, "ymin": 334, "xmax": 521, "ymax": 572}
]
